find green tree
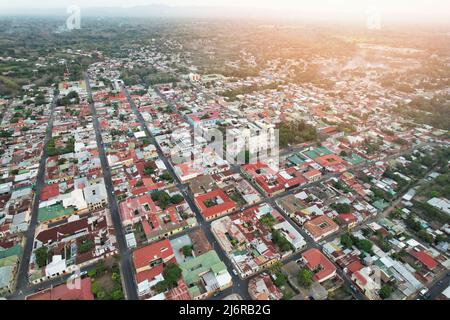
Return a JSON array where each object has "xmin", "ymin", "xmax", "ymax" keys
[
  {"xmin": 298, "ymin": 268, "xmax": 313, "ymax": 288},
  {"xmin": 112, "ymin": 272, "xmax": 121, "ymax": 283},
  {"xmin": 170, "ymin": 194, "xmax": 184, "ymax": 205},
  {"xmin": 144, "ymin": 166, "xmax": 155, "ymax": 176},
  {"xmin": 182, "ymin": 245, "xmax": 193, "ymax": 257},
  {"xmin": 35, "ymin": 246, "xmax": 49, "ymax": 268},
  {"xmin": 91, "ymin": 281, "xmax": 99, "ymax": 296},
  {"xmin": 273, "ymin": 272, "xmax": 287, "ymax": 288},
  {"xmin": 260, "ymin": 213, "xmax": 276, "ymax": 228},
  {"xmin": 154, "ymin": 281, "xmax": 169, "ymax": 293},
  {"xmin": 96, "ymin": 291, "xmax": 107, "ymax": 300},
  {"xmin": 88, "ymin": 268, "xmax": 97, "ymax": 279},
  {"xmin": 332, "ymin": 203, "xmax": 352, "ymax": 214},
  {"xmin": 162, "ymin": 263, "xmax": 182, "ymax": 287},
  {"xmin": 159, "ymin": 172, "xmax": 173, "ymax": 182},
  {"xmin": 111, "ymin": 289, "xmax": 124, "ymax": 300},
  {"xmin": 418, "ymin": 230, "xmax": 434, "ymax": 244},
  {"xmin": 135, "ymin": 180, "xmax": 144, "ymax": 187},
  {"xmin": 379, "ymin": 284, "xmax": 393, "ymax": 299},
  {"xmin": 355, "ymin": 239, "xmax": 373, "ymax": 253},
  {"xmin": 340, "ymin": 233, "xmax": 354, "ymax": 249},
  {"xmin": 78, "ymin": 240, "xmax": 94, "ymax": 254},
  {"xmin": 0, "ymin": 130, "xmax": 12, "ymax": 138},
  {"xmin": 272, "ymin": 230, "xmax": 293, "ymax": 252}
]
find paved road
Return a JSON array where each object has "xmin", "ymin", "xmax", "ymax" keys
[
  {"xmin": 8, "ymin": 264, "xmax": 97, "ymax": 300},
  {"xmin": 125, "ymin": 87, "xmax": 251, "ymax": 300},
  {"xmin": 427, "ymin": 272, "xmax": 450, "ymax": 300},
  {"xmin": 108, "ymin": 86, "xmax": 442, "ymax": 301},
  {"xmin": 145, "ymin": 88, "xmax": 368, "ymax": 300},
  {"xmin": 85, "ymin": 73, "xmax": 138, "ymax": 300},
  {"xmin": 14, "ymin": 94, "xmax": 57, "ymax": 293}
]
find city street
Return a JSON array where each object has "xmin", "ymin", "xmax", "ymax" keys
[
  {"xmin": 14, "ymin": 93, "xmax": 57, "ymax": 295},
  {"xmin": 85, "ymin": 73, "xmax": 138, "ymax": 300}
]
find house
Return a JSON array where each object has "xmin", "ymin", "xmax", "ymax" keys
[
  {"xmin": 26, "ymin": 277, "xmax": 94, "ymax": 300},
  {"xmin": 248, "ymin": 273, "xmax": 283, "ymax": 300},
  {"xmin": 119, "ymin": 194, "xmax": 159, "ymax": 226},
  {"xmin": 304, "ymin": 215, "xmax": 339, "ymax": 241},
  {"xmin": 194, "ymin": 189, "xmax": 236, "ymax": 221},
  {"xmin": 337, "ymin": 213, "xmax": 358, "ymax": 228},
  {"xmin": 133, "ymin": 239, "xmax": 175, "ymax": 274},
  {"xmin": 0, "ymin": 245, "xmax": 20, "ymax": 296},
  {"xmin": 45, "ymin": 255, "xmax": 67, "ymax": 278},
  {"xmin": 179, "ymin": 250, "xmax": 232, "ymax": 299},
  {"xmin": 427, "ymin": 198, "xmax": 450, "ymax": 215},
  {"xmin": 409, "ymin": 250, "xmax": 438, "ymax": 271},
  {"xmin": 189, "ymin": 175, "xmax": 216, "ymax": 196},
  {"xmin": 303, "ymin": 169, "xmax": 322, "ymax": 182},
  {"xmin": 301, "ymin": 248, "xmax": 336, "ymax": 283},
  {"xmin": 83, "ymin": 183, "xmax": 108, "ymax": 211},
  {"xmin": 352, "ymin": 266, "xmax": 381, "ymax": 300},
  {"xmin": 211, "ymin": 203, "xmax": 299, "ymax": 278}
]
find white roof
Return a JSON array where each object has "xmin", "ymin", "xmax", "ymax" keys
[
  {"xmin": 148, "ymin": 292, "xmax": 166, "ymax": 300},
  {"xmin": 45, "ymin": 255, "xmax": 67, "ymax": 277},
  {"xmin": 216, "ymin": 271, "xmax": 232, "ymax": 288},
  {"xmin": 0, "ymin": 265, "xmax": 15, "ymax": 288},
  {"xmin": 125, "ymin": 233, "xmax": 137, "ymax": 248},
  {"xmin": 63, "ymin": 189, "xmax": 88, "ymax": 210},
  {"xmin": 443, "ymin": 285, "xmax": 450, "ymax": 299},
  {"xmin": 134, "ymin": 131, "xmax": 147, "ymax": 139},
  {"xmin": 155, "ymin": 160, "xmax": 166, "ymax": 170},
  {"xmin": 0, "ymin": 182, "xmax": 13, "ymax": 194},
  {"xmin": 406, "ymin": 239, "xmax": 421, "ymax": 247},
  {"xmin": 83, "ymin": 183, "xmax": 107, "ymax": 205},
  {"xmin": 295, "ymin": 191, "xmax": 309, "ymax": 200}
]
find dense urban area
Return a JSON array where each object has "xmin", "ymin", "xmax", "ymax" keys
[{"xmin": 0, "ymin": 16, "xmax": 449, "ymax": 301}]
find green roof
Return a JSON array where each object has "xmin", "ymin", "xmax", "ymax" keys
[
  {"xmin": 373, "ymin": 200, "xmax": 389, "ymax": 211},
  {"xmin": 0, "ymin": 255, "xmax": 18, "ymax": 267},
  {"xmin": 38, "ymin": 203, "xmax": 75, "ymax": 222},
  {"xmin": 345, "ymin": 154, "xmax": 365, "ymax": 166},
  {"xmin": 374, "ymin": 259, "xmax": 394, "ymax": 277},
  {"xmin": 13, "ymin": 185, "xmax": 33, "ymax": 192},
  {"xmin": 0, "ymin": 265, "xmax": 15, "ymax": 288},
  {"xmin": 286, "ymin": 154, "xmax": 307, "ymax": 166},
  {"xmin": 188, "ymin": 286, "xmax": 201, "ymax": 298},
  {"xmin": 180, "ymin": 251, "xmax": 227, "ymax": 287},
  {"xmin": 303, "ymin": 146, "xmax": 333, "ymax": 159},
  {"xmin": 0, "ymin": 245, "xmax": 21, "ymax": 259}
]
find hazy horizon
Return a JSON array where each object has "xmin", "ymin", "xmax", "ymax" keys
[{"xmin": 0, "ymin": 0, "xmax": 449, "ymax": 25}]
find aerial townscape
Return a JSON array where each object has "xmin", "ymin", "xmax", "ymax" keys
[{"xmin": 0, "ymin": 0, "xmax": 449, "ymax": 305}]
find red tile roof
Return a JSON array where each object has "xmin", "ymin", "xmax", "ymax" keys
[
  {"xmin": 133, "ymin": 239, "xmax": 174, "ymax": 270},
  {"xmin": 194, "ymin": 189, "xmax": 236, "ymax": 220},
  {"xmin": 303, "ymin": 169, "xmax": 322, "ymax": 180},
  {"xmin": 302, "ymin": 248, "xmax": 336, "ymax": 283},
  {"xmin": 347, "ymin": 260, "xmax": 364, "ymax": 274},
  {"xmin": 41, "ymin": 184, "xmax": 60, "ymax": 201},
  {"xmin": 410, "ymin": 250, "xmax": 438, "ymax": 270},
  {"xmin": 136, "ymin": 264, "xmax": 164, "ymax": 283},
  {"xmin": 304, "ymin": 215, "xmax": 339, "ymax": 240},
  {"xmin": 119, "ymin": 193, "xmax": 158, "ymax": 224},
  {"xmin": 337, "ymin": 213, "xmax": 357, "ymax": 224},
  {"xmin": 314, "ymin": 154, "xmax": 345, "ymax": 168},
  {"xmin": 353, "ymin": 270, "xmax": 367, "ymax": 286},
  {"xmin": 166, "ymin": 279, "xmax": 191, "ymax": 300},
  {"xmin": 27, "ymin": 278, "xmax": 94, "ymax": 300}
]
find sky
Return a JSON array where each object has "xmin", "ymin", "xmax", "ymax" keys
[{"xmin": 1, "ymin": 0, "xmax": 449, "ymax": 22}]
